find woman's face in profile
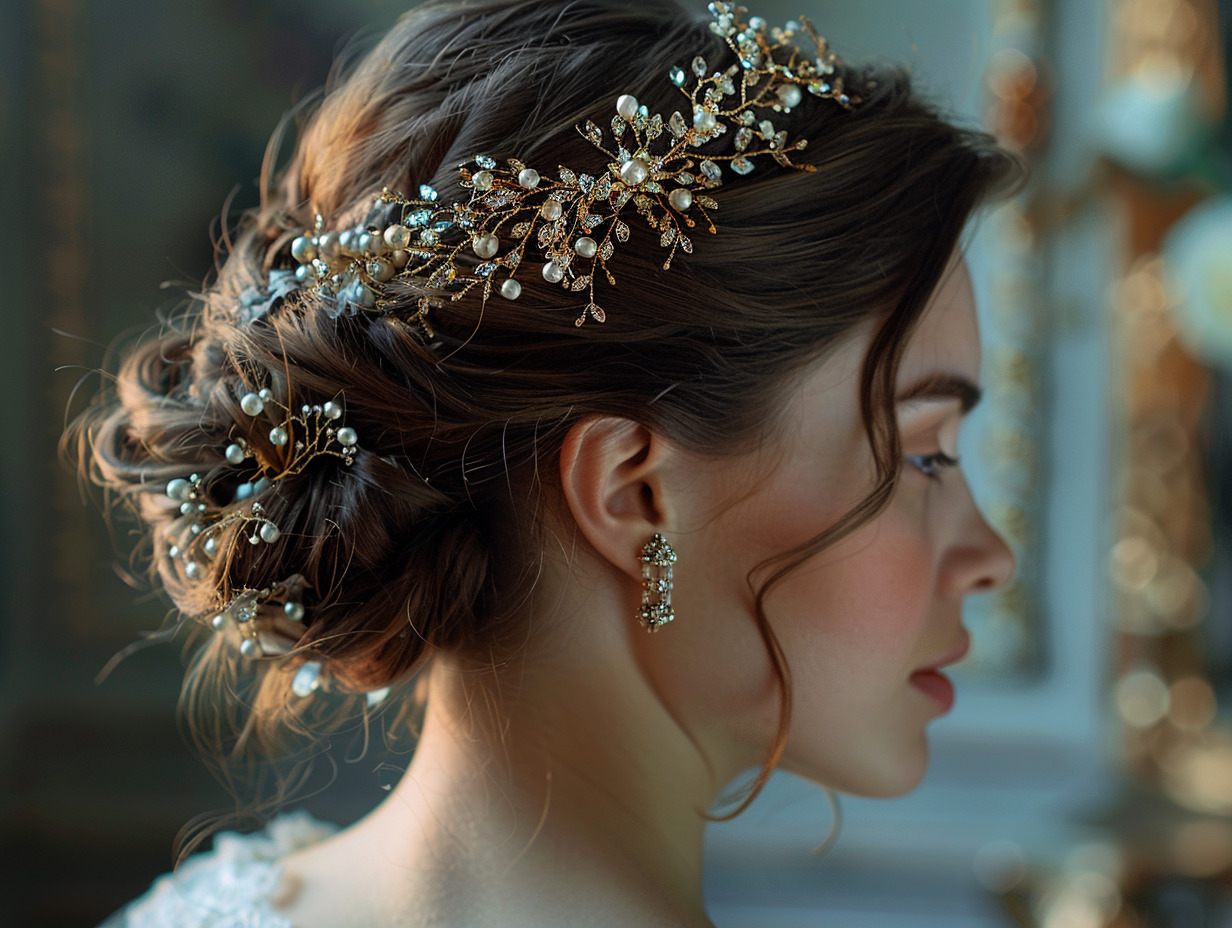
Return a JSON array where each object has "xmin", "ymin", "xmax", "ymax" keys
[{"xmin": 642, "ymin": 256, "xmax": 1015, "ymax": 799}]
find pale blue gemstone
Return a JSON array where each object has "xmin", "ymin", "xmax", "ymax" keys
[
  {"xmin": 418, "ymin": 184, "xmax": 438, "ymax": 201},
  {"xmin": 292, "ymin": 661, "xmax": 322, "ymax": 698},
  {"xmin": 669, "ymin": 66, "xmax": 686, "ymax": 86},
  {"xmin": 475, "ymin": 154, "xmax": 496, "ymax": 169}
]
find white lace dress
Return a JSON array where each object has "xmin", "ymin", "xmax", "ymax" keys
[{"xmin": 99, "ymin": 810, "xmax": 337, "ymax": 928}]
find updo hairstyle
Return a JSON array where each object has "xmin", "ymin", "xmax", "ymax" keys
[{"xmin": 65, "ymin": 0, "xmax": 1021, "ymax": 821}]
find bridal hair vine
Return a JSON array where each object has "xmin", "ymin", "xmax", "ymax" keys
[
  {"xmin": 162, "ymin": 389, "xmax": 361, "ymax": 667},
  {"xmin": 270, "ymin": 1, "xmax": 859, "ymax": 331},
  {"xmin": 178, "ymin": 3, "xmax": 859, "ymax": 682}
]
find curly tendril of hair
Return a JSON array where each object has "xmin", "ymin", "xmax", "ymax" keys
[{"xmin": 63, "ymin": 0, "xmax": 1022, "ymax": 851}]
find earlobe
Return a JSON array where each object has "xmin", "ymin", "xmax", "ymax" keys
[{"xmin": 558, "ymin": 416, "xmax": 666, "ymax": 579}]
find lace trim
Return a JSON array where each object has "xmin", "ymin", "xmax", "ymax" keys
[{"xmin": 104, "ymin": 810, "xmax": 337, "ymax": 928}]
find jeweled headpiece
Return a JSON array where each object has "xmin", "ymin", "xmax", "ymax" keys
[
  {"xmin": 189, "ymin": 3, "xmax": 860, "ymax": 684},
  {"xmin": 266, "ymin": 1, "xmax": 859, "ymax": 331}
]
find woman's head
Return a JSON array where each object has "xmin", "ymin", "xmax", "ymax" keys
[{"xmin": 66, "ymin": 0, "xmax": 1020, "ymax": 814}]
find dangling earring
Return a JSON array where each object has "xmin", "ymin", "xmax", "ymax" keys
[{"xmin": 636, "ymin": 533, "xmax": 677, "ymax": 632}]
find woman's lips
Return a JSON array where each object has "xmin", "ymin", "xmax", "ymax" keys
[
  {"xmin": 910, "ymin": 631, "xmax": 970, "ymax": 713},
  {"xmin": 910, "ymin": 669, "xmax": 955, "ymax": 712}
]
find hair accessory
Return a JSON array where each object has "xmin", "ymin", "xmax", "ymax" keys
[
  {"xmin": 231, "ymin": 389, "xmax": 358, "ymax": 479},
  {"xmin": 637, "ymin": 533, "xmax": 678, "ymax": 632},
  {"xmin": 209, "ymin": 574, "xmax": 309, "ymax": 659},
  {"xmin": 273, "ymin": 1, "xmax": 858, "ymax": 329}
]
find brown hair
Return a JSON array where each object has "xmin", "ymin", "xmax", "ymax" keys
[{"xmin": 65, "ymin": 0, "xmax": 1020, "ymax": 838}]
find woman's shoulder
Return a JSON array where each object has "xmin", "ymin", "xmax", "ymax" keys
[{"xmin": 99, "ymin": 809, "xmax": 339, "ymax": 928}]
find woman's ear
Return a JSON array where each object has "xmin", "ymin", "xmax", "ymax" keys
[{"xmin": 558, "ymin": 416, "xmax": 668, "ymax": 580}]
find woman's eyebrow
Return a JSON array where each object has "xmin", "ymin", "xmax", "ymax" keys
[{"xmin": 896, "ymin": 373, "xmax": 983, "ymax": 414}]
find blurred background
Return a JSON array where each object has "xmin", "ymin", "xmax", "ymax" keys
[{"xmin": 2, "ymin": 0, "xmax": 1231, "ymax": 925}]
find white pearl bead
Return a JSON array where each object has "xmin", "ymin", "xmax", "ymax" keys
[
  {"xmin": 366, "ymin": 257, "xmax": 395, "ymax": 282},
  {"xmin": 573, "ymin": 237, "xmax": 598, "ymax": 259},
  {"xmin": 540, "ymin": 199, "xmax": 563, "ymax": 221},
  {"xmin": 211, "ymin": 612, "xmax": 228, "ymax": 630},
  {"xmin": 239, "ymin": 638, "xmax": 261, "ymax": 659},
  {"xmin": 616, "ymin": 94, "xmax": 639, "ymax": 119},
  {"xmin": 180, "ymin": 501, "xmax": 195, "ymax": 515},
  {"xmin": 269, "ymin": 426, "xmax": 288, "ymax": 446},
  {"xmin": 166, "ymin": 478, "xmax": 193, "ymax": 501},
  {"xmin": 319, "ymin": 231, "xmax": 341, "ymax": 262},
  {"xmin": 542, "ymin": 261, "xmax": 564, "ymax": 283},
  {"xmin": 776, "ymin": 84, "xmax": 802, "ymax": 108},
  {"xmin": 619, "ymin": 158, "xmax": 649, "ymax": 186},
  {"xmin": 294, "ymin": 264, "xmax": 318, "ymax": 285},
  {"xmin": 283, "ymin": 601, "xmax": 305, "ymax": 622},
  {"xmin": 292, "ymin": 661, "xmax": 322, "ymax": 697},
  {"xmin": 203, "ymin": 536, "xmax": 218, "ymax": 557},
  {"xmin": 338, "ymin": 230, "xmax": 357, "ymax": 256},
  {"xmin": 336, "ymin": 427, "xmax": 358, "ymax": 447},
  {"xmin": 500, "ymin": 278, "xmax": 522, "ymax": 300},
  {"xmin": 473, "ymin": 232, "xmax": 500, "ymax": 259},
  {"xmin": 258, "ymin": 389, "xmax": 273, "ymax": 401},
  {"xmin": 384, "ymin": 224, "xmax": 411, "ymax": 249},
  {"xmin": 323, "ymin": 401, "xmax": 342, "ymax": 420},
  {"xmin": 669, "ymin": 188, "xmax": 693, "ymax": 212},
  {"xmin": 473, "ymin": 170, "xmax": 494, "ymax": 191},
  {"xmin": 240, "ymin": 393, "xmax": 264, "ymax": 416},
  {"xmin": 517, "ymin": 168, "xmax": 540, "ymax": 189},
  {"xmin": 225, "ymin": 443, "xmax": 245, "ymax": 464},
  {"xmin": 391, "ymin": 249, "xmax": 410, "ymax": 269},
  {"xmin": 184, "ymin": 560, "xmax": 200, "ymax": 580},
  {"xmin": 259, "ymin": 521, "xmax": 280, "ymax": 544},
  {"xmin": 290, "ymin": 236, "xmax": 317, "ymax": 263},
  {"xmin": 168, "ymin": 544, "xmax": 180, "ymax": 558}
]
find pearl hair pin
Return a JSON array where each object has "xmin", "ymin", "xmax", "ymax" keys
[
  {"xmin": 161, "ymin": 389, "xmax": 360, "ymax": 660},
  {"xmin": 276, "ymin": 1, "xmax": 858, "ymax": 330}
]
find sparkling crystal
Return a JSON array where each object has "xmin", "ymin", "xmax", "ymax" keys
[
  {"xmin": 594, "ymin": 174, "xmax": 612, "ymax": 199},
  {"xmin": 559, "ymin": 166, "xmax": 577, "ymax": 184},
  {"xmin": 476, "ymin": 262, "xmax": 497, "ymax": 278},
  {"xmin": 475, "ymin": 154, "xmax": 496, "ymax": 169},
  {"xmin": 578, "ymin": 174, "xmax": 594, "ymax": 192},
  {"xmin": 418, "ymin": 184, "xmax": 438, "ymax": 201},
  {"xmin": 731, "ymin": 156, "xmax": 754, "ymax": 174},
  {"xmin": 700, "ymin": 161, "xmax": 722, "ymax": 182},
  {"xmin": 646, "ymin": 114, "xmax": 663, "ymax": 141},
  {"xmin": 668, "ymin": 111, "xmax": 688, "ymax": 138},
  {"xmin": 614, "ymin": 220, "xmax": 630, "ymax": 242},
  {"xmin": 406, "ymin": 209, "xmax": 431, "ymax": 227},
  {"xmin": 661, "ymin": 228, "xmax": 678, "ymax": 246},
  {"xmin": 669, "ymin": 66, "xmax": 686, "ymax": 86},
  {"xmin": 583, "ymin": 120, "xmax": 603, "ymax": 145},
  {"xmin": 677, "ymin": 172, "xmax": 694, "ymax": 185},
  {"xmin": 582, "ymin": 214, "xmax": 603, "ymax": 229},
  {"xmin": 679, "ymin": 233, "xmax": 693, "ymax": 253},
  {"xmin": 600, "ymin": 240, "xmax": 615, "ymax": 260},
  {"xmin": 643, "ymin": 181, "xmax": 662, "ymax": 193},
  {"xmin": 612, "ymin": 115, "xmax": 627, "ymax": 138},
  {"xmin": 691, "ymin": 55, "xmax": 707, "ymax": 77},
  {"xmin": 735, "ymin": 127, "xmax": 753, "ymax": 151}
]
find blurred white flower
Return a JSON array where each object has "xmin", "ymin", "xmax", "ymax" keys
[{"xmin": 1163, "ymin": 196, "xmax": 1232, "ymax": 368}]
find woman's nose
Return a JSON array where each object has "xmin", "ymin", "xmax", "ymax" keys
[{"xmin": 943, "ymin": 485, "xmax": 1017, "ymax": 596}]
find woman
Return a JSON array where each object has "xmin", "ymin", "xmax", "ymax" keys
[{"xmin": 72, "ymin": 0, "xmax": 1021, "ymax": 924}]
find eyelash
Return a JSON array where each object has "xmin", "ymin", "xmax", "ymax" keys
[{"xmin": 905, "ymin": 451, "xmax": 960, "ymax": 479}]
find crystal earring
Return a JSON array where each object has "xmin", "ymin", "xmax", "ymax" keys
[{"xmin": 636, "ymin": 533, "xmax": 677, "ymax": 632}]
